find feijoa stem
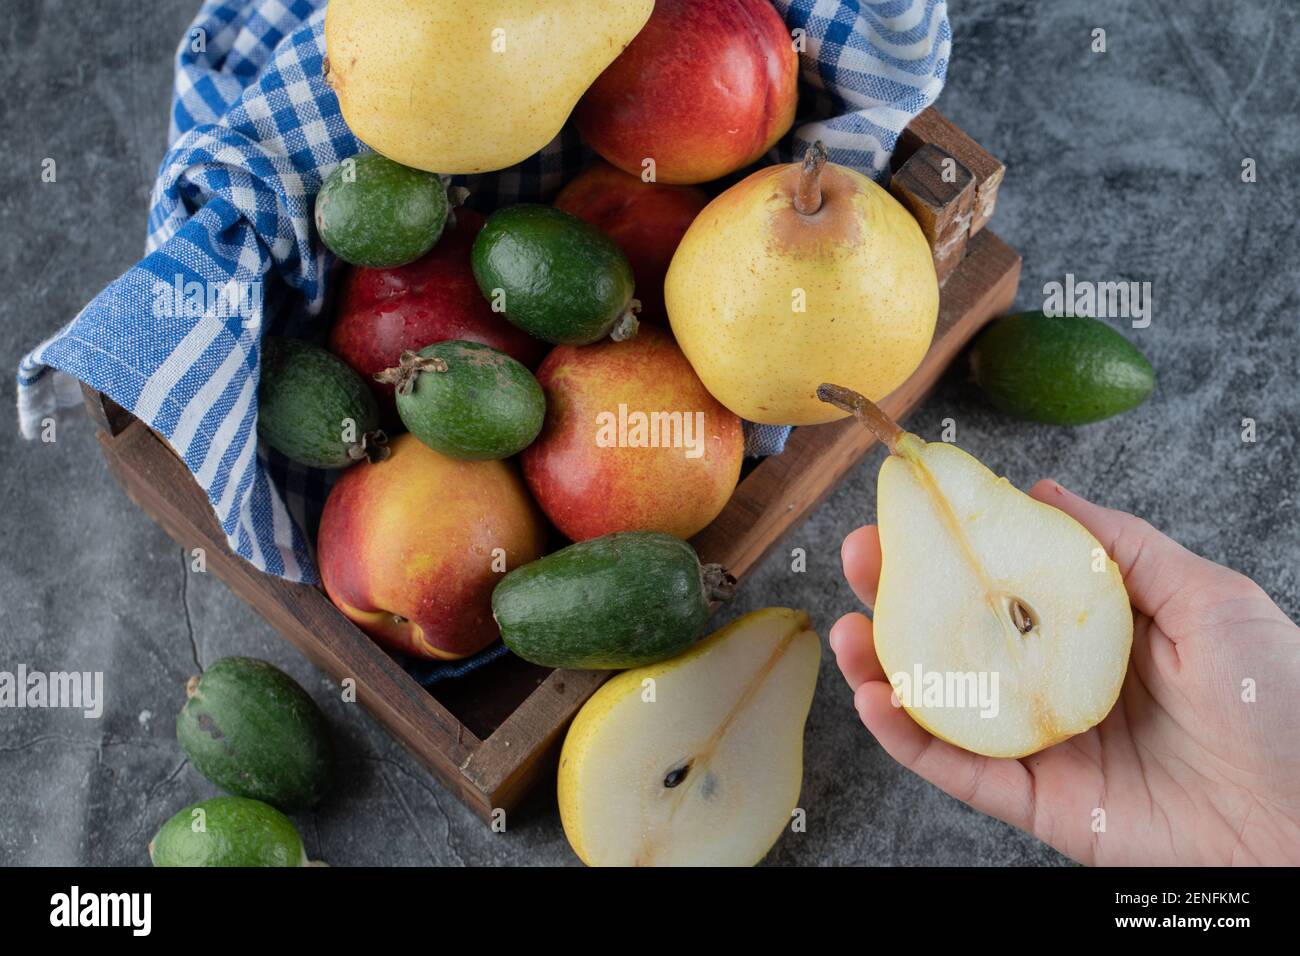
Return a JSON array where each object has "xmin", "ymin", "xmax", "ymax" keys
[
  {"xmin": 610, "ymin": 300, "xmax": 641, "ymax": 342},
  {"xmin": 703, "ymin": 563, "xmax": 737, "ymax": 603},
  {"xmin": 349, "ymin": 429, "xmax": 390, "ymax": 464},
  {"xmin": 446, "ymin": 185, "xmax": 472, "ymax": 229},
  {"xmin": 374, "ymin": 350, "xmax": 449, "ymax": 396},
  {"xmin": 447, "ymin": 185, "xmax": 471, "ymax": 209},
  {"xmin": 816, "ymin": 383, "xmax": 905, "ymax": 453},
  {"xmin": 793, "ymin": 141, "xmax": 829, "ymax": 216},
  {"xmin": 185, "ymin": 674, "xmax": 201, "ymax": 699}
]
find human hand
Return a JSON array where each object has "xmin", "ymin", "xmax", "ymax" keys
[{"xmin": 830, "ymin": 480, "xmax": 1300, "ymax": 865}]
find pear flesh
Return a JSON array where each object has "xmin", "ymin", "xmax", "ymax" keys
[
  {"xmin": 821, "ymin": 385, "xmax": 1133, "ymax": 759},
  {"xmin": 558, "ymin": 608, "xmax": 820, "ymax": 867}
]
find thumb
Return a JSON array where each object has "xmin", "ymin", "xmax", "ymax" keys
[{"xmin": 1029, "ymin": 479, "xmax": 1207, "ymax": 622}]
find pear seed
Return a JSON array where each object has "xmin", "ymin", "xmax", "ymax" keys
[
  {"xmin": 1011, "ymin": 600, "xmax": 1035, "ymax": 634},
  {"xmin": 663, "ymin": 763, "xmax": 691, "ymax": 788}
]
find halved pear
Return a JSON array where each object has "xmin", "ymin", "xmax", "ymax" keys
[
  {"xmin": 819, "ymin": 385, "xmax": 1133, "ymax": 759},
  {"xmin": 558, "ymin": 608, "xmax": 820, "ymax": 867}
]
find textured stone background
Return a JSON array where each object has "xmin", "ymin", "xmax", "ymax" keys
[{"xmin": 0, "ymin": 0, "xmax": 1295, "ymax": 866}]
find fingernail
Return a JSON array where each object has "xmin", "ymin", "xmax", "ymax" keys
[{"xmin": 828, "ymin": 627, "xmax": 842, "ymax": 655}]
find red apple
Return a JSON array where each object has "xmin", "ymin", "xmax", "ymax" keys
[
  {"xmin": 574, "ymin": 0, "xmax": 799, "ymax": 186},
  {"xmin": 329, "ymin": 209, "xmax": 547, "ymax": 416},
  {"xmin": 554, "ymin": 162, "xmax": 709, "ymax": 325},
  {"xmin": 522, "ymin": 325, "xmax": 744, "ymax": 542},
  {"xmin": 318, "ymin": 434, "xmax": 547, "ymax": 660}
]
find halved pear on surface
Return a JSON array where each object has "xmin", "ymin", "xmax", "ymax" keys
[
  {"xmin": 558, "ymin": 607, "xmax": 820, "ymax": 867},
  {"xmin": 819, "ymin": 385, "xmax": 1133, "ymax": 759}
]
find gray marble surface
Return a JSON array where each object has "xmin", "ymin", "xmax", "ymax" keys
[{"xmin": 1, "ymin": 0, "xmax": 1296, "ymax": 866}]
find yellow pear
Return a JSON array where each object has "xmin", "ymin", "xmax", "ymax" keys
[
  {"xmin": 558, "ymin": 608, "xmax": 820, "ymax": 867},
  {"xmin": 819, "ymin": 384, "xmax": 1133, "ymax": 758},
  {"xmin": 666, "ymin": 144, "xmax": 939, "ymax": 426},
  {"xmin": 324, "ymin": 0, "xmax": 654, "ymax": 175}
]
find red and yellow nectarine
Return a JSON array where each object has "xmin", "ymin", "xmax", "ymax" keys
[
  {"xmin": 318, "ymin": 434, "xmax": 547, "ymax": 660},
  {"xmin": 574, "ymin": 0, "xmax": 799, "ymax": 185},
  {"xmin": 522, "ymin": 325, "xmax": 743, "ymax": 542}
]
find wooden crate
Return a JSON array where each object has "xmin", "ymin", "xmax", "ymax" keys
[{"xmin": 84, "ymin": 108, "xmax": 1020, "ymax": 824}]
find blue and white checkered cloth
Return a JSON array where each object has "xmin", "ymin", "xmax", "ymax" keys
[{"xmin": 18, "ymin": 0, "xmax": 950, "ymax": 592}]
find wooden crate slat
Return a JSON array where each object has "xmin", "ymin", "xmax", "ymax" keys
[
  {"xmin": 461, "ymin": 668, "xmax": 609, "ymax": 813},
  {"xmin": 894, "ymin": 107, "xmax": 1005, "ymax": 236},
  {"xmin": 80, "ymin": 382, "xmax": 134, "ymax": 438},
  {"xmin": 889, "ymin": 144, "xmax": 977, "ymax": 284}
]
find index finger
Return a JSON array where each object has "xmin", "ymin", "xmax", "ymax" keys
[{"xmin": 841, "ymin": 524, "xmax": 882, "ymax": 610}]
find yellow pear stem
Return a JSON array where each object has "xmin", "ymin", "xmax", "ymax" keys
[
  {"xmin": 793, "ymin": 141, "xmax": 829, "ymax": 216},
  {"xmin": 816, "ymin": 383, "xmax": 906, "ymax": 453}
]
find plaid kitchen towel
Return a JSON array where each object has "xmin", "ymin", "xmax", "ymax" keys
[{"xmin": 17, "ymin": 0, "xmax": 951, "ymax": 599}]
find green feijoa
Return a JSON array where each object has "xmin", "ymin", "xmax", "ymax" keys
[
  {"xmin": 315, "ymin": 152, "xmax": 449, "ymax": 267},
  {"xmin": 149, "ymin": 796, "xmax": 308, "ymax": 867},
  {"xmin": 471, "ymin": 204, "xmax": 639, "ymax": 345},
  {"xmin": 492, "ymin": 531, "xmax": 736, "ymax": 670},
  {"xmin": 176, "ymin": 657, "xmax": 333, "ymax": 812},
  {"xmin": 377, "ymin": 340, "xmax": 545, "ymax": 461},
  {"xmin": 970, "ymin": 312, "xmax": 1155, "ymax": 425},
  {"xmin": 258, "ymin": 337, "xmax": 387, "ymax": 469}
]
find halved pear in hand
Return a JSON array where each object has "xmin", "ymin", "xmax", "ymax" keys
[
  {"xmin": 558, "ymin": 607, "xmax": 820, "ymax": 867},
  {"xmin": 819, "ymin": 385, "xmax": 1133, "ymax": 759}
]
